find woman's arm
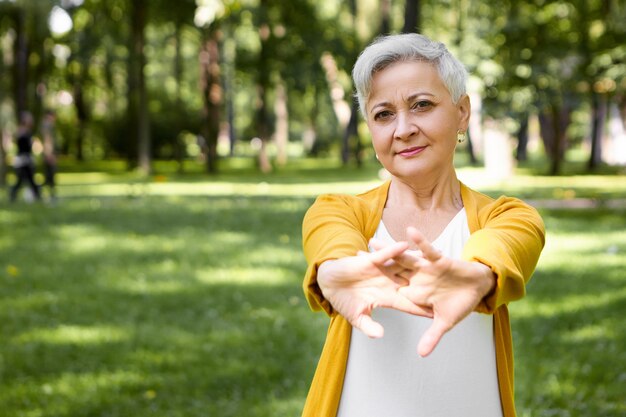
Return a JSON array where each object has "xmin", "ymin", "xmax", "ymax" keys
[
  {"xmin": 303, "ymin": 193, "xmax": 433, "ymax": 336},
  {"xmin": 464, "ymin": 196, "xmax": 546, "ymax": 313},
  {"xmin": 302, "ymin": 194, "xmax": 371, "ymax": 315}
]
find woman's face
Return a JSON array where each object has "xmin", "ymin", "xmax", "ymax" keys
[{"xmin": 366, "ymin": 60, "xmax": 470, "ymax": 181}]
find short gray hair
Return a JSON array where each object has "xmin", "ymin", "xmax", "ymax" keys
[{"xmin": 352, "ymin": 33, "xmax": 468, "ymax": 117}]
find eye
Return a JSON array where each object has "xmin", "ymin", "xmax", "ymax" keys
[
  {"xmin": 373, "ymin": 110, "xmax": 394, "ymax": 121},
  {"xmin": 412, "ymin": 100, "xmax": 433, "ymax": 111}
]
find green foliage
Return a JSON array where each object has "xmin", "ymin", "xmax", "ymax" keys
[
  {"xmin": 0, "ymin": 0, "xmax": 625, "ymax": 174},
  {"xmin": 479, "ymin": 0, "xmax": 626, "ymax": 117},
  {"xmin": 0, "ymin": 162, "xmax": 625, "ymax": 416}
]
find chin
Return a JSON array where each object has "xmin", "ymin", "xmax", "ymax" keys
[{"xmin": 387, "ymin": 166, "xmax": 430, "ymax": 180}]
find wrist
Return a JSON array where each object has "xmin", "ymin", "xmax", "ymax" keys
[
  {"xmin": 473, "ymin": 262, "xmax": 496, "ymax": 298},
  {"xmin": 317, "ymin": 260, "xmax": 337, "ymax": 295}
]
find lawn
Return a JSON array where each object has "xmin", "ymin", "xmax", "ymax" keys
[{"xmin": 1, "ymin": 159, "xmax": 625, "ymax": 417}]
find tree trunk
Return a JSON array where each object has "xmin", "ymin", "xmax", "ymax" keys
[
  {"xmin": 128, "ymin": 0, "xmax": 151, "ymax": 174},
  {"xmin": 274, "ymin": 80, "xmax": 288, "ymax": 166},
  {"xmin": 73, "ymin": 82, "xmax": 88, "ymax": 161},
  {"xmin": 466, "ymin": 128, "xmax": 478, "ymax": 165},
  {"xmin": 539, "ymin": 104, "xmax": 570, "ymax": 175},
  {"xmin": 254, "ymin": 3, "xmax": 273, "ymax": 173},
  {"xmin": 342, "ymin": 99, "xmax": 361, "ymax": 166},
  {"xmin": 549, "ymin": 104, "xmax": 565, "ymax": 176},
  {"xmin": 516, "ymin": 114, "xmax": 529, "ymax": 161},
  {"xmin": 403, "ymin": 0, "xmax": 421, "ymax": 33},
  {"xmin": 200, "ymin": 28, "xmax": 221, "ymax": 174},
  {"xmin": 174, "ymin": 21, "xmax": 184, "ymax": 172},
  {"xmin": 303, "ymin": 85, "xmax": 319, "ymax": 155},
  {"xmin": 588, "ymin": 92, "xmax": 607, "ymax": 171},
  {"xmin": 255, "ymin": 83, "xmax": 272, "ymax": 173},
  {"xmin": 380, "ymin": 0, "xmax": 392, "ymax": 35},
  {"xmin": 222, "ymin": 32, "xmax": 236, "ymax": 157},
  {"xmin": 0, "ymin": 128, "xmax": 8, "ymax": 187},
  {"xmin": 13, "ymin": 8, "xmax": 28, "ymax": 116}
]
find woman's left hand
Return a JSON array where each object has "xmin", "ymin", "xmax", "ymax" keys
[{"xmin": 370, "ymin": 226, "xmax": 496, "ymax": 357}]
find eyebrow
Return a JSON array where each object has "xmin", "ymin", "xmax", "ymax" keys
[{"xmin": 368, "ymin": 92, "xmax": 436, "ymax": 115}]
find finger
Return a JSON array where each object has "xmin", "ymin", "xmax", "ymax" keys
[
  {"xmin": 407, "ymin": 227, "xmax": 442, "ymax": 262},
  {"xmin": 379, "ymin": 263, "xmax": 414, "ymax": 286},
  {"xmin": 354, "ymin": 314, "xmax": 385, "ymax": 338},
  {"xmin": 388, "ymin": 271, "xmax": 410, "ymax": 287},
  {"xmin": 368, "ymin": 237, "xmax": 389, "ymax": 251},
  {"xmin": 393, "ymin": 251, "xmax": 423, "ymax": 270},
  {"xmin": 417, "ymin": 317, "xmax": 453, "ymax": 357},
  {"xmin": 386, "ymin": 293, "xmax": 433, "ymax": 318},
  {"xmin": 367, "ymin": 241, "xmax": 409, "ymax": 266},
  {"xmin": 370, "ymin": 238, "xmax": 422, "ymax": 270}
]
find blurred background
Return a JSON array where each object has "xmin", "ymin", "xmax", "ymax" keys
[
  {"xmin": 0, "ymin": 0, "xmax": 624, "ymax": 176},
  {"xmin": 0, "ymin": 1, "xmax": 625, "ymax": 417}
]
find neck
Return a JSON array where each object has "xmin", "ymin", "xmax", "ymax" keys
[{"xmin": 387, "ymin": 168, "xmax": 462, "ymax": 211}]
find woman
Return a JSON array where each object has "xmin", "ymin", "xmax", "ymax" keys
[{"xmin": 301, "ymin": 34, "xmax": 545, "ymax": 417}]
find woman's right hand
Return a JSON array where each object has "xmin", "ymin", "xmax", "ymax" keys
[{"xmin": 317, "ymin": 241, "xmax": 433, "ymax": 338}]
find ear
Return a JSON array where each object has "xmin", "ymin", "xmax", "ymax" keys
[{"xmin": 456, "ymin": 94, "xmax": 471, "ymax": 131}]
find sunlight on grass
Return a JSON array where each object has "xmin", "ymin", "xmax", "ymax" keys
[
  {"xmin": 196, "ymin": 267, "xmax": 295, "ymax": 285},
  {"xmin": 55, "ymin": 225, "xmax": 110, "ymax": 253},
  {"xmin": 57, "ymin": 180, "xmax": 385, "ymax": 198},
  {"xmin": 112, "ymin": 278, "xmax": 189, "ymax": 295},
  {"xmin": 207, "ymin": 231, "xmax": 255, "ymax": 246},
  {"xmin": 58, "ymin": 172, "xmax": 134, "ymax": 185},
  {"xmin": 1, "ymin": 163, "xmax": 624, "ymax": 417},
  {"xmin": 539, "ymin": 231, "xmax": 626, "ymax": 266},
  {"xmin": 512, "ymin": 286, "xmax": 626, "ymax": 319},
  {"xmin": 0, "ymin": 370, "xmax": 146, "ymax": 417},
  {"xmin": 238, "ymin": 245, "xmax": 303, "ymax": 267},
  {"xmin": 459, "ymin": 169, "xmax": 626, "ymax": 193},
  {"xmin": 562, "ymin": 323, "xmax": 617, "ymax": 343},
  {"xmin": 15, "ymin": 325, "xmax": 129, "ymax": 345},
  {"xmin": 3, "ymin": 292, "xmax": 62, "ymax": 312},
  {"xmin": 51, "ymin": 166, "xmax": 626, "ymax": 202}
]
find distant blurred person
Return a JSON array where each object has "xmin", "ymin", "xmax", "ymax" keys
[
  {"xmin": 9, "ymin": 111, "xmax": 41, "ymax": 203},
  {"xmin": 41, "ymin": 110, "xmax": 58, "ymax": 201}
]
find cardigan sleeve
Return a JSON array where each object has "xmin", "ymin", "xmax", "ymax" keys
[
  {"xmin": 462, "ymin": 196, "xmax": 545, "ymax": 313},
  {"xmin": 302, "ymin": 194, "xmax": 371, "ymax": 316}
]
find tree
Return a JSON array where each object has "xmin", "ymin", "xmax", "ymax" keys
[
  {"xmin": 480, "ymin": 0, "xmax": 626, "ymax": 175},
  {"xmin": 403, "ymin": 0, "xmax": 421, "ymax": 33},
  {"xmin": 127, "ymin": 0, "xmax": 151, "ymax": 174},
  {"xmin": 199, "ymin": 25, "xmax": 221, "ymax": 173}
]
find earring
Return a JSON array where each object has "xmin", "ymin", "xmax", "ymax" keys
[{"xmin": 456, "ymin": 130, "xmax": 466, "ymax": 144}]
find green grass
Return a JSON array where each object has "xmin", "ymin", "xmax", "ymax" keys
[
  {"xmin": 1, "ymin": 159, "xmax": 625, "ymax": 416},
  {"xmin": 512, "ymin": 208, "xmax": 626, "ymax": 417}
]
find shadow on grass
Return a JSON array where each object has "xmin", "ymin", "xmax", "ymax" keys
[
  {"xmin": 1, "ymin": 198, "xmax": 625, "ymax": 416},
  {"xmin": 0, "ymin": 194, "xmax": 328, "ymax": 417}
]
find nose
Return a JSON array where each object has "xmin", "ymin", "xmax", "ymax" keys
[{"xmin": 393, "ymin": 111, "xmax": 417, "ymax": 141}]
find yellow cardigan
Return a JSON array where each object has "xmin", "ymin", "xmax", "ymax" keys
[{"xmin": 301, "ymin": 181, "xmax": 545, "ymax": 417}]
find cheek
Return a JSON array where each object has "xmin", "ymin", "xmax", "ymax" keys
[{"xmin": 368, "ymin": 125, "xmax": 392, "ymax": 151}]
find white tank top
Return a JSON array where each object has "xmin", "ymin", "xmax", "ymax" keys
[{"xmin": 336, "ymin": 209, "xmax": 503, "ymax": 417}]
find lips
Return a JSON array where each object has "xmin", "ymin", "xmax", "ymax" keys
[{"xmin": 396, "ymin": 146, "xmax": 426, "ymax": 157}]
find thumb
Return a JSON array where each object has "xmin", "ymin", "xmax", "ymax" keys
[
  {"xmin": 417, "ymin": 317, "xmax": 452, "ymax": 357},
  {"xmin": 355, "ymin": 314, "xmax": 385, "ymax": 339}
]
